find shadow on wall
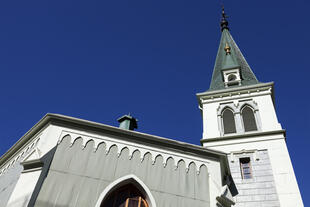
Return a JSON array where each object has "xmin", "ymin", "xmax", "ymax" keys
[{"xmin": 27, "ymin": 147, "xmax": 57, "ymax": 207}]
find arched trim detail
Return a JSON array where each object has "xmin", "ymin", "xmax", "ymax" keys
[
  {"xmin": 221, "ymin": 106, "xmax": 234, "ymax": 116},
  {"xmin": 239, "ymin": 102, "xmax": 262, "ymax": 132},
  {"xmin": 57, "ymin": 132, "xmax": 210, "ymax": 174},
  {"xmin": 239, "ymin": 101, "xmax": 258, "ymax": 111},
  {"xmin": 240, "ymin": 104, "xmax": 258, "ymax": 132},
  {"xmin": 216, "ymin": 103, "xmax": 238, "ymax": 136},
  {"xmin": 95, "ymin": 174, "xmax": 157, "ymax": 207},
  {"xmin": 216, "ymin": 99, "xmax": 262, "ymax": 136},
  {"xmin": 0, "ymin": 134, "xmax": 41, "ymax": 175},
  {"xmin": 217, "ymin": 104, "xmax": 238, "ymax": 117},
  {"xmin": 219, "ymin": 106, "xmax": 237, "ymax": 136}
]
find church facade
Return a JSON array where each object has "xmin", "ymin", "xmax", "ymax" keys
[{"xmin": 0, "ymin": 9, "xmax": 303, "ymax": 207}]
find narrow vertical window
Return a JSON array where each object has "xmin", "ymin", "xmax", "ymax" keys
[
  {"xmin": 101, "ymin": 184, "xmax": 148, "ymax": 207},
  {"xmin": 241, "ymin": 106, "xmax": 257, "ymax": 132},
  {"xmin": 222, "ymin": 108, "xmax": 236, "ymax": 134},
  {"xmin": 240, "ymin": 157, "xmax": 252, "ymax": 179}
]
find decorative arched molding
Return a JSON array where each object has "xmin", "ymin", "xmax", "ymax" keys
[
  {"xmin": 239, "ymin": 101, "xmax": 258, "ymax": 112},
  {"xmin": 186, "ymin": 161, "xmax": 197, "ymax": 173},
  {"xmin": 82, "ymin": 139, "xmax": 95, "ymax": 149},
  {"xmin": 240, "ymin": 101, "xmax": 262, "ymax": 132},
  {"xmin": 216, "ymin": 99, "xmax": 262, "ymax": 136},
  {"xmin": 217, "ymin": 106, "xmax": 238, "ymax": 136},
  {"xmin": 217, "ymin": 104, "xmax": 237, "ymax": 117},
  {"xmin": 58, "ymin": 131, "xmax": 210, "ymax": 174},
  {"xmin": 94, "ymin": 174, "xmax": 157, "ymax": 207},
  {"xmin": 198, "ymin": 163, "xmax": 208, "ymax": 173},
  {"xmin": 129, "ymin": 149, "xmax": 141, "ymax": 160},
  {"xmin": 0, "ymin": 134, "xmax": 41, "ymax": 175}
]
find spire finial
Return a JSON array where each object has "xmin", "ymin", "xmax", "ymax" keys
[
  {"xmin": 224, "ymin": 42, "xmax": 231, "ymax": 55},
  {"xmin": 221, "ymin": 5, "xmax": 229, "ymax": 31}
]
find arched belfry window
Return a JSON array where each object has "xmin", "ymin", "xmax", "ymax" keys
[
  {"xmin": 241, "ymin": 106, "xmax": 257, "ymax": 132},
  {"xmin": 222, "ymin": 108, "xmax": 236, "ymax": 134},
  {"xmin": 101, "ymin": 184, "xmax": 149, "ymax": 207}
]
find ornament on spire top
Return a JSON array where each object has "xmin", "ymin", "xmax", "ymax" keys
[{"xmin": 221, "ymin": 5, "xmax": 229, "ymax": 31}]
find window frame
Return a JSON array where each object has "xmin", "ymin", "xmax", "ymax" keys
[
  {"xmin": 240, "ymin": 105, "xmax": 258, "ymax": 132},
  {"xmin": 95, "ymin": 175, "xmax": 156, "ymax": 207},
  {"xmin": 217, "ymin": 100, "xmax": 261, "ymax": 136},
  {"xmin": 221, "ymin": 107, "xmax": 237, "ymax": 135},
  {"xmin": 101, "ymin": 184, "xmax": 149, "ymax": 207},
  {"xmin": 239, "ymin": 157, "xmax": 253, "ymax": 179}
]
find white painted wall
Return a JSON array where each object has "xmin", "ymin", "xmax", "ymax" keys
[
  {"xmin": 202, "ymin": 135, "xmax": 303, "ymax": 207},
  {"xmin": 254, "ymin": 95, "xmax": 282, "ymax": 132},
  {"xmin": 6, "ymin": 170, "xmax": 41, "ymax": 207},
  {"xmin": 209, "ymin": 161, "xmax": 226, "ymax": 207},
  {"xmin": 203, "ymin": 102, "xmax": 220, "ymax": 138},
  {"xmin": 201, "ymin": 88, "xmax": 282, "ymax": 140}
]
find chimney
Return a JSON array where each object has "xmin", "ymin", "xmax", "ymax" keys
[{"xmin": 117, "ymin": 114, "xmax": 138, "ymax": 131}]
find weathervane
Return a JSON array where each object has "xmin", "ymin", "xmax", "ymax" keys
[{"xmin": 220, "ymin": 5, "xmax": 229, "ymax": 31}]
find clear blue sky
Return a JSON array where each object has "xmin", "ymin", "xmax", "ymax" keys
[{"xmin": 0, "ymin": 0, "xmax": 309, "ymax": 205}]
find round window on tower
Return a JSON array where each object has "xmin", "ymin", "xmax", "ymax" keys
[{"xmin": 228, "ymin": 74, "xmax": 237, "ymax": 82}]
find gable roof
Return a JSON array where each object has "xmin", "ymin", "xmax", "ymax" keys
[{"xmin": 0, "ymin": 113, "xmax": 229, "ymax": 168}]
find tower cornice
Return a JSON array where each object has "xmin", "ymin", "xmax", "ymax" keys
[
  {"xmin": 197, "ymin": 82, "xmax": 274, "ymax": 106},
  {"xmin": 200, "ymin": 129, "xmax": 286, "ymax": 146}
]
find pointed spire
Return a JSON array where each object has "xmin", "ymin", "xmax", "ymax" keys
[
  {"xmin": 207, "ymin": 7, "xmax": 260, "ymax": 91},
  {"xmin": 221, "ymin": 5, "xmax": 229, "ymax": 31}
]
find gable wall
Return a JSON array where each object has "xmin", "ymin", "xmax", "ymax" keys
[{"xmin": 35, "ymin": 135, "xmax": 213, "ymax": 207}]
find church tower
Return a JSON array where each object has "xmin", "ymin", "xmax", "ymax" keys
[{"xmin": 197, "ymin": 8, "xmax": 304, "ymax": 207}]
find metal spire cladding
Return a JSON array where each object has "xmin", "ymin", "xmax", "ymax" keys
[{"xmin": 208, "ymin": 7, "xmax": 260, "ymax": 91}]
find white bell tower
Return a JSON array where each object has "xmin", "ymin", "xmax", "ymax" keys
[{"xmin": 197, "ymin": 7, "xmax": 303, "ymax": 207}]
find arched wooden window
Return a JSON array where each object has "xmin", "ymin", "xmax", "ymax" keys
[
  {"xmin": 101, "ymin": 184, "xmax": 149, "ymax": 207},
  {"xmin": 241, "ymin": 106, "xmax": 257, "ymax": 132},
  {"xmin": 222, "ymin": 108, "xmax": 236, "ymax": 134}
]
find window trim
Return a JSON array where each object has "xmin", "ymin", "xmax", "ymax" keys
[
  {"xmin": 217, "ymin": 103, "xmax": 239, "ymax": 136},
  {"xmin": 221, "ymin": 107, "xmax": 237, "ymax": 135},
  {"xmin": 95, "ymin": 174, "xmax": 156, "ymax": 207},
  {"xmin": 217, "ymin": 100, "xmax": 262, "ymax": 136},
  {"xmin": 102, "ymin": 184, "xmax": 148, "ymax": 207},
  {"xmin": 239, "ymin": 157, "xmax": 253, "ymax": 179},
  {"xmin": 239, "ymin": 102, "xmax": 261, "ymax": 133},
  {"xmin": 240, "ymin": 105, "xmax": 258, "ymax": 132}
]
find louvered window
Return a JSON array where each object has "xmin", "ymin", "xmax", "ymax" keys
[
  {"xmin": 240, "ymin": 157, "xmax": 252, "ymax": 179},
  {"xmin": 101, "ymin": 184, "xmax": 148, "ymax": 207},
  {"xmin": 222, "ymin": 108, "xmax": 236, "ymax": 134},
  {"xmin": 241, "ymin": 106, "xmax": 257, "ymax": 132}
]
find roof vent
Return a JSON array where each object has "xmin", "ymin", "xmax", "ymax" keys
[{"xmin": 117, "ymin": 114, "xmax": 138, "ymax": 131}]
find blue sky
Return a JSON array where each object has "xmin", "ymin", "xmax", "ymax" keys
[{"xmin": 0, "ymin": 0, "xmax": 309, "ymax": 205}]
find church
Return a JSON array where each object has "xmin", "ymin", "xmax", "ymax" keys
[{"xmin": 0, "ymin": 8, "xmax": 304, "ymax": 207}]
